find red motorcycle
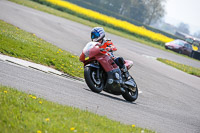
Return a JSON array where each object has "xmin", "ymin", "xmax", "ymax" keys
[{"xmin": 80, "ymin": 42, "xmax": 138, "ymax": 102}]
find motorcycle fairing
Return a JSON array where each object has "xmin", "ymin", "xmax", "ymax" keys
[
  {"xmin": 125, "ymin": 78, "xmax": 137, "ymax": 88},
  {"xmin": 85, "ymin": 63, "xmax": 100, "ymax": 69},
  {"xmin": 104, "ymin": 68, "xmax": 122, "ymax": 95},
  {"xmin": 95, "ymin": 54, "xmax": 119, "ymax": 72}
]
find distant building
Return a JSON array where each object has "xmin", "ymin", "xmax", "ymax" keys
[
  {"xmin": 151, "ymin": 21, "xmax": 177, "ymax": 35},
  {"xmin": 174, "ymin": 31, "xmax": 192, "ymax": 40},
  {"xmin": 174, "ymin": 31, "xmax": 186, "ymax": 39}
]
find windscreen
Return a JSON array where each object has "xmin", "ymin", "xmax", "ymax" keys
[{"xmin": 83, "ymin": 42, "xmax": 99, "ymax": 58}]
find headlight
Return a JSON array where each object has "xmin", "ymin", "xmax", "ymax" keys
[
  {"xmin": 108, "ymin": 79, "xmax": 113, "ymax": 84},
  {"xmin": 114, "ymin": 73, "xmax": 120, "ymax": 79}
]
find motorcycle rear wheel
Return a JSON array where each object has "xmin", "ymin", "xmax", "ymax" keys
[{"xmin": 84, "ymin": 67, "xmax": 104, "ymax": 93}]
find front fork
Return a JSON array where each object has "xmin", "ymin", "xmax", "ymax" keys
[{"xmin": 96, "ymin": 67, "xmax": 100, "ymax": 80}]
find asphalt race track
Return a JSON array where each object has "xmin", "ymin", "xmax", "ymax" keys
[{"xmin": 0, "ymin": 0, "xmax": 200, "ymax": 133}]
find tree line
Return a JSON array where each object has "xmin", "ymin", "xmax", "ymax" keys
[
  {"xmin": 81, "ymin": 0, "xmax": 166, "ymax": 25},
  {"xmin": 64, "ymin": 0, "xmax": 179, "ymax": 39}
]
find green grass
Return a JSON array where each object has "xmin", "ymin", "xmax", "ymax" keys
[
  {"xmin": 0, "ymin": 20, "xmax": 84, "ymax": 78},
  {"xmin": 157, "ymin": 58, "xmax": 200, "ymax": 77},
  {"xmin": 0, "ymin": 85, "xmax": 154, "ymax": 133}
]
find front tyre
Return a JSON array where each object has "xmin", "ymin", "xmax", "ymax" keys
[
  {"xmin": 84, "ymin": 67, "xmax": 104, "ymax": 93},
  {"xmin": 122, "ymin": 79, "xmax": 138, "ymax": 102}
]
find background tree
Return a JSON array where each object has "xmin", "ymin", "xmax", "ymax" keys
[
  {"xmin": 118, "ymin": 0, "xmax": 131, "ymax": 16},
  {"xmin": 177, "ymin": 22, "xmax": 190, "ymax": 34},
  {"xmin": 129, "ymin": 0, "xmax": 148, "ymax": 23},
  {"xmin": 68, "ymin": 0, "xmax": 166, "ymax": 25},
  {"xmin": 143, "ymin": 0, "xmax": 166, "ymax": 25},
  {"xmin": 193, "ymin": 31, "xmax": 200, "ymax": 39},
  {"xmin": 119, "ymin": 0, "xmax": 166, "ymax": 25}
]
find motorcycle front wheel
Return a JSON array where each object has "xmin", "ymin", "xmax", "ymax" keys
[
  {"xmin": 84, "ymin": 67, "xmax": 104, "ymax": 93},
  {"xmin": 122, "ymin": 78, "xmax": 138, "ymax": 102}
]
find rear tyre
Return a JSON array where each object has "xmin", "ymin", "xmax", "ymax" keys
[
  {"xmin": 84, "ymin": 67, "xmax": 104, "ymax": 93},
  {"xmin": 122, "ymin": 79, "xmax": 138, "ymax": 102}
]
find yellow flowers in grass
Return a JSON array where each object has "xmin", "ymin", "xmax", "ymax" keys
[
  {"xmin": 45, "ymin": 118, "xmax": 50, "ymax": 122},
  {"xmin": 37, "ymin": 130, "xmax": 42, "ymax": 133},
  {"xmin": 29, "ymin": 94, "xmax": 44, "ymax": 105},
  {"xmin": 59, "ymin": 49, "xmax": 63, "ymax": 52},
  {"xmin": 32, "ymin": 96, "xmax": 37, "ymax": 99},
  {"xmin": 57, "ymin": 49, "xmax": 63, "ymax": 54},
  {"xmin": 132, "ymin": 124, "xmax": 136, "ymax": 128},
  {"xmin": 46, "ymin": 0, "xmax": 173, "ymax": 43},
  {"xmin": 4, "ymin": 90, "xmax": 8, "ymax": 93},
  {"xmin": 29, "ymin": 94, "xmax": 37, "ymax": 99},
  {"xmin": 70, "ymin": 127, "xmax": 75, "ymax": 131}
]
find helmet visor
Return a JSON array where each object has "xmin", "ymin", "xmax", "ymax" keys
[{"xmin": 91, "ymin": 32, "xmax": 100, "ymax": 39}]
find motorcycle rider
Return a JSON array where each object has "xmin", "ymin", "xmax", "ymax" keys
[{"xmin": 90, "ymin": 27, "xmax": 130, "ymax": 80}]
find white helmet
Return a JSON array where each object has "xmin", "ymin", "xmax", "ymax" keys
[{"xmin": 91, "ymin": 27, "xmax": 105, "ymax": 42}]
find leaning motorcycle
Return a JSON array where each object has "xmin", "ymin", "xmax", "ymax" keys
[{"xmin": 79, "ymin": 42, "xmax": 138, "ymax": 102}]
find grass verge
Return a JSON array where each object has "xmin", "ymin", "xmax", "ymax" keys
[
  {"xmin": 0, "ymin": 20, "xmax": 84, "ymax": 78},
  {"xmin": 0, "ymin": 85, "xmax": 154, "ymax": 133},
  {"xmin": 157, "ymin": 58, "xmax": 200, "ymax": 77}
]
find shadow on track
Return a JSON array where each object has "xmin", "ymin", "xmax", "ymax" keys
[{"xmin": 83, "ymin": 88, "xmax": 137, "ymax": 104}]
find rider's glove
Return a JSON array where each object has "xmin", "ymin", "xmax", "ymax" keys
[
  {"xmin": 100, "ymin": 48, "xmax": 106, "ymax": 52},
  {"xmin": 105, "ymin": 47, "xmax": 112, "ymax": 52}
]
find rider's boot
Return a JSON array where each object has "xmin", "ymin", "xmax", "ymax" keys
[{"xmin": 122, "ymin": 65, "xmax": 131, "ymax": 80}]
